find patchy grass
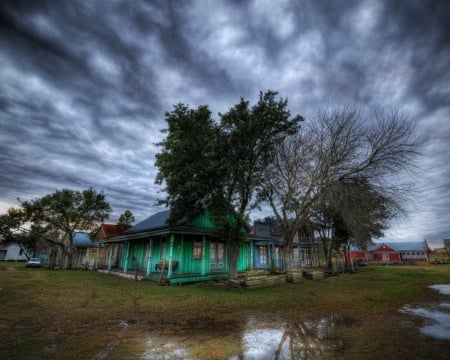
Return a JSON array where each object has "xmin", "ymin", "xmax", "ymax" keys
[{"xmin": 1, "ymin": 263, "xmax": 450, "ymax": 359}]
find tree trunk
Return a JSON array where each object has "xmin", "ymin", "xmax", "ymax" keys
[
  {"xmin": 227, "ymin": 233, "xmax": 240, "ymax": 279},
  {"xmin": 283, "ymin": 245, "xmax": 292, "ymax": 270},
  {"xmin": 47, "ymin": 248, "xmax": 55, "ymax": 270},
  {"xmin": 322, "ymin": 237, "xmax": 332, "ymax": 271},
  {"xmin": 65, "ymin": 246, "xmax": 74, "ymax": 269},
  {"xmin": 282, "ymin": 231, "xmax": 297, "ymax": 270}
]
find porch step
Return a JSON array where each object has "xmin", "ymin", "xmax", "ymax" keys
[
  {"xmin": 302, "ymin": 270, "xmax": 325, "ymax": 280},
  {"xmin": 286, "ymin": 270, "xmax": 303, "ymax": 283},
  {"xmin": 228, "ymin": 270, "xmax": 286, "ymax": 289}
]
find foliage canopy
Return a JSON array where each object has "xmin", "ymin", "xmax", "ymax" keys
[
  {"xmin": 155, "ymin": 90, "xmax": 303, "ymax": 277},
  {"xmin": 0, "ymin": 188, "xmax": 111, "ymax": 268}
]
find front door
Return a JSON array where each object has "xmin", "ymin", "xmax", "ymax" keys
[
  {"xmin": 210, "ymin": 241, "xmax": 225, "ymax": 270},
  {"xmin": 256, "ymin": 245, "xmax": 268, "ymax": 268}
]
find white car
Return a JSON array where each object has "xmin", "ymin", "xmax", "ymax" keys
[{"xmin": 26, "ymin": 258, "xmax": 42, "ymax": 268}]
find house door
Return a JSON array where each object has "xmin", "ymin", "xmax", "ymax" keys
[
  {"xmin": 210, "ymin": 241, "xmax": 225, "ymax": 270},
  {"xmin": 256, "ymin": 245, "xmax": 268, "ymax": 268}
]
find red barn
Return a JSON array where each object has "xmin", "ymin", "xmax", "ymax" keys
[
  {"xmin": 370, "ymin": 243, "xmax": 401, "ymax": 263},
  {"xmin": 349, "ymin": 247, "xmax": 368, "ymax": 262},
  {"xmin": 368, "ymin": 242, "xmax": 428, "ymax": 264}
]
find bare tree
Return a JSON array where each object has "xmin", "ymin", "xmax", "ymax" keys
[{"xmin": 261, "ymin": 107, "xmax": 425, "ymax": 269}]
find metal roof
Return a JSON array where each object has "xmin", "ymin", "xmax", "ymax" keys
[
  {"xmin": 367, "ymin": 241, "xmax": 427, "ymax": 252},
  {"xmin": 97, "ymin": 224, "xmax": 130, "ymax": 239},
  {"xmin": 101, "ymin": 209, "xmax": 283, "ymax": 244},
  {"xmin": 73, "ymin": 232, "xmax": 94, "ymax": 247},
  {"xmin": 124, "ymin": 210, "xmax": 171, "ymax": 234}
]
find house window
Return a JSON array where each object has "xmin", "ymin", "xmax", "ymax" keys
[
  {"xmin": 210, "ymin": 241, "xmax": 225, "ymax": 270},
  {"xmin": 193, "ymin": 241, "xmax": 202, "ymax": 260},
  {"xmin": 259, "ymin": 246, "xmax": 268, "ymax": 266},
  {"xmin": 90, "ymin": 248, "xmax": 98, "ymax": 256}
]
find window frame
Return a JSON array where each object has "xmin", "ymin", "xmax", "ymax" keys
[{"xmin": 193, "ymin": 240, "xmax": 202, "ymax": 260}]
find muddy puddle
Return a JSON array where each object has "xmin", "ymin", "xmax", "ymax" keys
[
  {"xmin": 140, "ymin": 314, "xmax": 353, "ymax": 360},
  {"xmin": 400, "ymin": 284, "xmax": 450, "ymax": 341}
]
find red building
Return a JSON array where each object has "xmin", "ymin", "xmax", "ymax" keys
[
  {"xmin": 350, "ymin": 242, "xmax": 429, "ymax": 264},
  {"xmin": 370, "ymin": 243, "xmax": 402, "ymax": 263}
]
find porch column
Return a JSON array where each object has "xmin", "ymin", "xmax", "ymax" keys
[
  {"xmin": 146, "ymin": 239, "xmax": 153, "ymax": 276},
  {"xmin": 201, "ymin": 235, "xmax": 207, "ymax": 275},
  {"xmin": 107, "ymin": 244, "xmax": 113, "ymax": 271},
  {"xmin": 180, "ymin": 234, "xmax": 184, "ymax": 271},
  {"xmin": 250, "ymin": 241, "xmax": 254, "ymax": 270},
  {"xmin": 123, "ymin": 242, "xmax": 130, "ymax": 274},
  {"xmin": 268, "ymin": 241, "xmax": 272, "ymax": 270},
  {"xmin": 95, "ymin": 244, "xmax": 100, "ymax": 269},
  {"xmin": 298, "ymin": 246, "xmax": 302, "ymax": 269},
  {"xmin": 167, "ymin": 234, "xmax": 175, "ymax": 279}
]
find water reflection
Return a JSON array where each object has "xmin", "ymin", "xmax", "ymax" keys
[
  {"xmin": 238, "ymin": 315, "xmax": 347, "ymax": 360},
  {"xmin": 142, "ymin": 315, "xmax": 349, "ymax": 360},
  {"xmin": 400, "ymin": 284, "xmax": 450, "ymax": 341},
  {"xmin": 429, "ymin": 284, "xmax": 450, "ymax": 296},
  {"xmin": 142, "ymin": 339, "xmax": 192, "ymax": 360}
]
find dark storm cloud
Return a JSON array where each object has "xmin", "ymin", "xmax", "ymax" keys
[{"xmin": 0, "ymin": 0, "xmax": 448, "ymax": 241}]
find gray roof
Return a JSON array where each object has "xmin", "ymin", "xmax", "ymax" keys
[
  {"xmin": 124, "ymin": 210, "xmax": 171, "ymax": 234},
  {"xmin": 252, "ymin": 221, "xmax": 282, "ymax": 242},
  {"xmin": 104, "ymin": 209, "xmax": 282, "ymax": 244}
]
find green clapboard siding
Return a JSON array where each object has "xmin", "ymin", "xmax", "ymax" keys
[
  {"xmin": 237, "ymin": 238, "xmax": 250, "ymax": 272},
  {"xmin": 186, "ymin": 211, "xmax": 215, "ymax": 229},
  {"xmin": 178, "ymin": 237, "xmax": 203, "ymax": 274},
  {"xmin": 118, "ymin": 221, "xmax": 254, "ymax": 279}
]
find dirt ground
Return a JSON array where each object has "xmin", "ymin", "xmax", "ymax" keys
[{"xmin": 1, "ymin": 264, "xmax": 450, "ymax": 359}]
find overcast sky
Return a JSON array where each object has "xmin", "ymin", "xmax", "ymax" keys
[{"xmin": 1, "ymin": 0, "xmax": 449, "ymax": 242}]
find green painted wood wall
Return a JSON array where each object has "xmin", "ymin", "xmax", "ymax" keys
[{"xmin": 120, "ymin": 233, "xmax": 252, "ymax": 275}]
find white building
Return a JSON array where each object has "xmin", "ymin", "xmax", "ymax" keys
[{"xmin": 0, "ymin": 240, "xmax": 28, "ymax": 261}]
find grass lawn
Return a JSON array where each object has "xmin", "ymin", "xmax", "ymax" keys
[{"xmin": 1, "ymin": 262, "xmax": 449, "ymax": 359}]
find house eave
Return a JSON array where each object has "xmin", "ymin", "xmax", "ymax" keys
[{"xmin": 99, "ymin": 225, "xmax": 220, "ymax": 244}]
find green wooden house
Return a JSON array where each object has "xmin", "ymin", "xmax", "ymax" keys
[{"xmin": 100, "ymin": 210, "xmax": 298, "ymax": 284}]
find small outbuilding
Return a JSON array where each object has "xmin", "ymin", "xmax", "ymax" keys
[
  {"xmin": 0, "ymin": 240, "xmax": 28, "ymax": 261},
  {"xmin": 367, "ymin": 242, "xmax": 428, "ymax": 264}
]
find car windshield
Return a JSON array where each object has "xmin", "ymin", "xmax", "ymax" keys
[{"xmin": 30, "ymin": 258, "xmax": 40, "ymax": 262}]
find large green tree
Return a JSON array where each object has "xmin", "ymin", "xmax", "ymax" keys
[
  {"xmin": 0, "ymin": 188, "xmax": 111, "ymax": 269},
  {"xmin": 155, "ymin": 104, "xmax": 222, "ymax": 224},
  {"xmin": 155, "ymin": 91, "xmax": 302, "ymax": 278}
]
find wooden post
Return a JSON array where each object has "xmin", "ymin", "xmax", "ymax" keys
[
  {"xmin": 95, "ymin": 244, "xmax": 100, "ymax": 269},
  {"xmin": 298, "ymin": 246, "xmax": 302, "ymax": 270},
  {"xmin": 167, "ymin": 234, "xmax": 175, "ymax": 279},
  {"xmin": 250, "ymin": 240, "xmax": 254, "ymax": 270},
  {"xmin": 201, "ymin": 235, "xmax": 206, "ymax": 276},
  {"xmin": 146, "ymin": 238, "xmax": 153, "ymax": 276},
  {"xmin": 267, "ymin": 241, "xmax": 271, "ymax": 270},
  {"xmin": 107, "ymin": 244, "xmax": 113, "ymax": 271},
  {"xmin": 133, "ymin": 256, "xmax": 138, "ymax": 281},
  {"xmin": 123, "ymin": 242, "xmax": 129, "ymax": 274}
]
